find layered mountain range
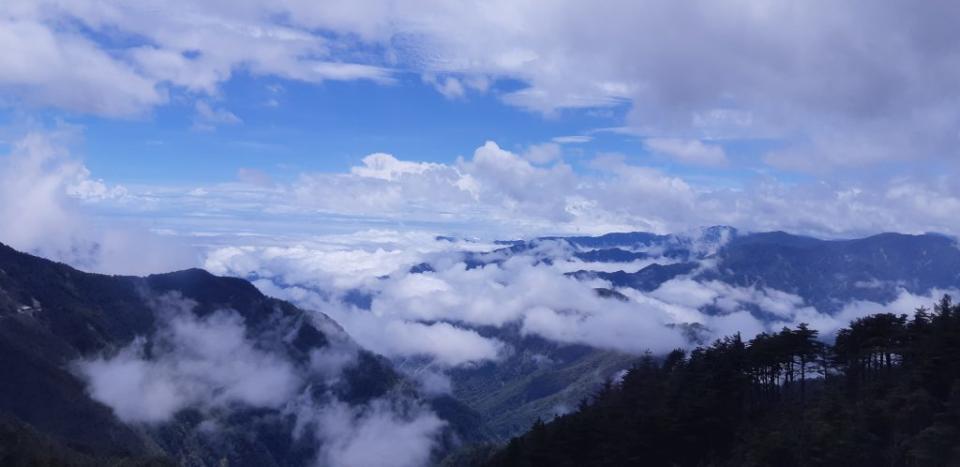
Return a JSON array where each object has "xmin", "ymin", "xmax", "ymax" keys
[
  {"xmin": 398, "ymin": 227, "xmax": 960, "ymax": 441},
  {"xmin": 0, "ymin": 242, "xmax": 478, "ymax": 466},
  {"xmin": 2, "ymin": 227, "xmax": 960, "ymax": 465},
  {"xmin": 457, "ymin": 227, "xmax": 960, "ymax": 313}
]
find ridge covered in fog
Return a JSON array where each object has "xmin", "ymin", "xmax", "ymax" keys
[{"xmin": 203, "ymin": 227, "xmax": 960, "ymax": 439}]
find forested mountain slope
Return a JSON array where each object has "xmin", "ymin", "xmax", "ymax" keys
[
  {"xmin": 0, "ymin": 242, "xmax": 475, "ymax": 466},
  {"xmin": 482, "ymin": 297, "xmax": 960, "ymax": 466}
]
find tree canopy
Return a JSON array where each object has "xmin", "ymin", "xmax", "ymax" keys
[{"xmin": 481, "ymin": 296, "xmax": 960, "ymax": 467}]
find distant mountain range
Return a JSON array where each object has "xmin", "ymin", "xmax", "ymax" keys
[
  {"xmin": 2, "ymin": 227, "xmax": 960, "ymax": 465},
  {"xmin": 442, "ymin": 227, "xmax": 960, "ymax": 314},
  {"xmin": 406, "ymin": 227, "xmax": 960, "ymax": 444}
]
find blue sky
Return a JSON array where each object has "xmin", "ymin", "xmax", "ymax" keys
[
  {"xmin": 2, "ymin": 0, "xmax": 960, "ymax": 275},
  {"xmin": 5, "ymin": 8, "xmax": 960, "ymax": 457},
  {"xmin": 8, "ymin": 71, "xmax": 777, "ymax": 188},
  {"xmin": 81, "ymin": 74, "xmax": 618, "ymax": 182}
]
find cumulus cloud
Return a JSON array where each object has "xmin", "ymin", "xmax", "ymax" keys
[
  {"xmin": 4, "ymin": 0, "xmax": 960, "ymax": 173},
  {"xmin": 63, "ymin": 135, "xmax": 960, "ymax": 251},
  {"xmin": 0, "ymin": 130, "xmax": 194, "ymax": 274},
  {"xmin": 1, "ymin": 3, "xmax": 953, "ymax": 253},
  {"xmin": 350, "ymin": 153, "xmax": 444, "ymax": 181},
  {"xmin": 2, "ymin": 0, "xmax": 391, "ymax": 117},
  {"xmin": 277, "ymin": 141, "xmax": 583, "ymax": 232},
  {"xmin": 459, "ymin": 141, "xmax": 577, "ymax": 222},
  {"xmin": 0, "ymin": 15, "xmax": 163, "ymax": 116},
  {"xmin": 0, "ymin": 130, "xmax": 88, "ymax": 253}
]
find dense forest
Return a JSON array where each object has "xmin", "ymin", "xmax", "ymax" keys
[{"xmin": 478, "ymin": 296, "xmax": 960, "ymax": 467}]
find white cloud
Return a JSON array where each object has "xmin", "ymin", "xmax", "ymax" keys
[
  {"xmin": 279, "ymin": 141, "xmax": 582, "ymax": 231},
  {"xmin": 792, "ymin": 288, "xmax": 960, "ymax": 338},
  {"xmin": 0, "ymin": 131, "xmax": 88, "ymax": 255},
  {"xmin": 204, "ymin": 237, "xmax": 438, "ymax": 291},
  {"xmin": 0, "ymin": 130, "xmax": 194, "ymax": 274},
  {"xmin": 56, "ymin": 134, "xmax": 960, "ymax": 246},
  {"xmin": 192, "ymin": 101, "xmax": 242, "ymax": 131},
  {"xmin": 348, "ymin": 318, "xmax": 505, "ymax": 367},
  {"xmin": 2, "ymin": 0, "xmax": 959, "ymax": 172},
  {"xmin": 644, "ymin": 138, "xmax": 728, "ymax": 167},
  {"xmin": 294, "ymin": 398, "xmax": 444, "ymax": 467},
  {"xmin": 521, "ymin": 304, "xmax": 686, "ymax": 354},
  {"xmin": 74, "ymin": 291, "xmax": 450, "ymax": 463},
  {"xmin": 552, "ymin": 135, "xmax": 592, "ymax": 144},
  {"xmin": 522, "ymin": 142, "xmax": 562, "ymax": 164},
  {"xmin": 643, "ymin": 276, "xmax": 960, "ymax": 342},
  {"xmin": 185, "ymin": 217, "xmax": 960, "ymax": 443},
  {"xmin": 423, "ymin": 74, "xmax": 467, "ymax": 99},
  {"xmin": 0, "ymin": 17, "xmax": 164, "ymax": 116},
  {"xmin": 214, "ymin": 239, "xmax": 694, "ymax": 362},
  {"xmin": 1, "ymin": 1, "xmax": 391, "ymax": 117},
  {"xmin": 350, "ymin": 153, "xmax": 444, "ymax": 181},
  {"xmin": 64, "ymin": 167, "xmax": 129, "ymax": 201},
  {"xmin": 309, "ymin": 346, "xmax": 360, "ymax": 383},
  {"xmin": 547, "ymin": 256, "xmax": 669, "ymax": 274},
  {"xmin": 76, "ymin": 294, "xmax": 301, "ymax": 423},
  {"xmin": 461, "ymin": 141, "xmax": 577, "ymax": 222}
]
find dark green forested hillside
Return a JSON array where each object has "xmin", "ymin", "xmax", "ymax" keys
[
  {"xmin": 0, "ymin": 242, "xmax": 480, "ymax": 466},
  {"xmin": 481, "ymin": 296, "xmax": 960, "ymax": 467}
]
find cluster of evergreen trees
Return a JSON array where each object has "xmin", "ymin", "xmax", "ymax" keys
[{"xmin": 481, "ymin": 296, "xmax": 960, "ymax": 466}]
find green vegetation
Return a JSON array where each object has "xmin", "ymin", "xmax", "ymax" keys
[
  {"xmin": 453, "ymin": 347, "xmax": 635, "ymax": 440},
  {"xmin": 482, "ymin": 296, "xmax": 960, "ymax": 466},
  {"xmin": 0, "ymin": 414, "xmax": 172, "ymax": 467}
]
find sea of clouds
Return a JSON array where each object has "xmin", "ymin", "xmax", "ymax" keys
[
  {"xmin": 203, "ymin": 231, "xmax": 959, "ymax": 394},
  {"xmin": 3, "ymin": 129, "xmax": 958, "ymax": 465}
]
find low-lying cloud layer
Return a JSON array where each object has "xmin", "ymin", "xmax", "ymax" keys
[
  {"xmin": 75, "ymin": 292, "xmax": 446, "ymax": 465},
  {"xmin": 205, "ymin": 232, "xmax": 959, "ymax": 391},
  {"xmin": 293, "ymin": 398, "xmax": 444, "ymax": 467},
  {"xmin": 78, "ymin": 295, "xmax": 300, "ymax": 422},
  {"xmin": 8, "ymin": 127, "xmax": 954, "ymax": 385}
]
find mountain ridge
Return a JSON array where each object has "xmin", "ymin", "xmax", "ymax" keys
[{"xmin": 0, "ymin": 241, "xmax": 478, "ymax": 466}]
